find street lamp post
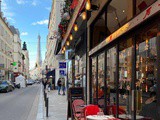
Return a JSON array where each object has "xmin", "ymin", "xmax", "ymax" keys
[{"xmin": 22, "ymin": 54, "xmax": 25, "ymax": 75}]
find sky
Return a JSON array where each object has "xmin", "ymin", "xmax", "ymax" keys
[{"xmin": 1, "ymin": 0, "xmax": 52, "ymax": 69}]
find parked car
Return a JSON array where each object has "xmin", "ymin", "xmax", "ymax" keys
[
  {"xmin": 26, "ymin": 79, "xmax": 35, "ymax": 85},
  {"xmin": 0, "ymin": 80, "xmax": 14, "ymax": 92},
  {"xmin": 7, "ymin": 80, "xmax": 15, "ymax": 89},
  {"xmin": 35, "ymin": 80, "xmax": 40, "ymax": 84}
]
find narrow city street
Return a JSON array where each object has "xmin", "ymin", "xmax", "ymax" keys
[{"xmin": 0, "ymin": 84, "xmax": 40, "ymax": 120}]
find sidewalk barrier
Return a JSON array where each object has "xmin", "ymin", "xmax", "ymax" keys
[
  {"xmin": 43, "ymin": 90, "xmax": 45, "ymax": 101},
  {"xmin": 45, "ymin": 93, "xmax": 47, "ymax": 107},
  {"xmin": 46, "ymin": 97, "xmax": 49, "ymax": 117}
]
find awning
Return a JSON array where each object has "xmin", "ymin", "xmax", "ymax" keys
[
  {"xmin": 60, "ymin": 0, "xmax": 86, "ymax": 54},
  {"xmin": 54, "ymin": 40, "xmax": 62, "ymax": 55},
  {"xmin": 46, "ymin": 70, "xmax": 55, "ymax": 78}
]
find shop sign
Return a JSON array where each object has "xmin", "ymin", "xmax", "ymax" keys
[
  {"xmin": 59, "ymin": 62, "xmax": 66, "ymax": 68},
  {"xmin": 89, "ymin": 1, "xmax": 160, "ymax": 56},
  {"xmin": 59, "ymin": 70, "xmax": 66, "ymax": 76},
  {"xmin": 0, "ymin": 64, "xmax": 4, "ymax": 68}
]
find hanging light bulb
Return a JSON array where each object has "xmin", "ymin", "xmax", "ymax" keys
[
  {"xmin": 67, "ymin": 41, "xmax": 70, "ymax": 46},
  {"xmin": 63, "ymin": 46, "xmax": 66, "ymax": 51},
  {"xmin": 86, "ymin": 0, "xmax": 91, "ymax": 10},
  {"xmin": 69, "ymin": 34, "xmax": 73, "ymax": 41},
  {"xmin": 74, "ymin": 23, "xmax": 78, "ymax": 31},
  {"xmin": 81, "ymin": 11, "xmax": 87, "ymax": 20}
]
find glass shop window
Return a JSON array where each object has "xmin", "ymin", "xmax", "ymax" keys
[
  {"xmin": 92, "ymin": 57, "xmax": 97, "ymax": 104},
  {"xmin": 107, "ymin": 0, "xmax": 133, "ymax": 34},
  {"xmin": 119, "ymin": 38, "xmax": 133, "ymax": 117},
  {"xmin": 97, "ymin": 53, "xmax": 105, "ymax": 110},
  {"xmin": 106, "ymin": 47, "xmax": 117, "ymax": 116},
  {"xmin": 91, "ymin": 12, "xmax": 107, "ymax": 49},
  {"xmin": 136, "ymin": 25, "xmax": 159, "ymax": 119}
]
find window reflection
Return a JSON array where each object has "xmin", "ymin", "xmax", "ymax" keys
[
  {"xmin": 91, "ymin": 12, "xmax": 107, "ymax": 49},
  {"xmin": 106, "ymin": 47, "xmax": 117, "ymax": 115},
  {"xmin": 92, "ymin": 57, "xmax": 97, "ymax": 104},
  {"xmin": 136, "ymin": 25, "xmax": 158, "ymax": 119},
  {"xmin": 98, "ymin": 53, "xmax": 105, "ymax": 110},
  {"xmin": 119, "ymin": 38, "xmax": 133, "ymax": 116}
]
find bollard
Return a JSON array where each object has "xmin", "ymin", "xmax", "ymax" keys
[
  {"xmin": 45, "ymin": 92, "xmax": 47, "ymax": 107},
  {"xmin": 43, "ymin": 90, "xmax": 45, "ymax": 101},
  {"xmin": 46, "ymin": 97, "xmax": 49, "ymax": 117},
  {"xmin": 44, "ymin": 91, "xmax": 46, "ymax": 101}
]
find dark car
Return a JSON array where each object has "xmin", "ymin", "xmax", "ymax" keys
[{"xmin": 0, "ymin": 81, "xmax": 14, "ymax": 92}]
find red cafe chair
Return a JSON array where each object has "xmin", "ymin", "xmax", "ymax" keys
[{"xmin": 72, "ymin": 99, "xmax": 85, "ymax": 120}]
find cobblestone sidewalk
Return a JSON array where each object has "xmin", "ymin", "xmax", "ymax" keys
[{"xmin": 44, "ymin": 90, "xmax": 68, "ymax": 120}]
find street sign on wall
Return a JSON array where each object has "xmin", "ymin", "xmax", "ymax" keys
[
  {"xmin": 59, "ymin": 62, "xmax": 66, "ymax": 68},
  {"xmin": 59, "ymin": 70, "xmax": 66, "ymax": 76},
  {"xmin": 0, "ymin": 64, "xmax": 4, "ymax": 68}
]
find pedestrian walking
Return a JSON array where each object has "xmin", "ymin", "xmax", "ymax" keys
[
  {"xmin": 57, "ymin": 78, "xmax": 62, "ymax": 95},
  {"xmin": 61, "ymin": 78, "xmax": 66, "ymax": 95}
]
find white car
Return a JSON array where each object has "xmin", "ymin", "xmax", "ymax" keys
[{"xmin": 26, "ymin": 79, "xmax": 34, "ymax": 85}]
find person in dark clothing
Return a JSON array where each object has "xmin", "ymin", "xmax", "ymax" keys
[
  {"xmin": 57, "ymin": 78, "xmax": 62, "ymax": 95},
  {"xmin": 42, "ymin": 79, "xmax": 47, "ymax": 90},
  {"xmin": 61, "ymin": 78, "xmax": 65, "ymax": 95},
  {"xmin": 140, "ymin": 92, "xmax": 159, "ymax": 119}
]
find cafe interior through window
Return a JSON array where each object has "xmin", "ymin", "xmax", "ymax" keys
[
  {"xmin": 92, "ymin": 57, "xmax": 97, "ymax": 104},
  {"xmin": 119, "ymin": 38, "xmax": 133, "ymax": 116},
  {"xmin": 136, "ymin": 25, "xmax": 158, "ymax": 119}
]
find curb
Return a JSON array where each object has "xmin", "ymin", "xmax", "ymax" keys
[
  {"xmin": 27, "ymin": 85, "xmax": 40, "ymax": 120},
  {"xmin": 36, "ymin": 84, "xmax": 44, "ymax": 120}
]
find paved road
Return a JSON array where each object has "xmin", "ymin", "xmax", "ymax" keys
[{"xmin": 0, "ymin": 84, "xmax": 40, "ymax": 120}]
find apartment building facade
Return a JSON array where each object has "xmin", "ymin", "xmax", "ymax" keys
[
  {"xmin": 0, "ymin": 14, "xmax": 14, "ymax": 80},
  {"xmin": 45, "ymin": 0, "xmax": 65, "ymax": 88}
]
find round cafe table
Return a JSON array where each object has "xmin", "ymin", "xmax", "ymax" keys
[{"xmin": 86, "ymin": 115, "xmax": 118, "ymax": 120}]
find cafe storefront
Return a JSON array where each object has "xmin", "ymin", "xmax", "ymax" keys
[{"xmin": 87, "ymin": 0, "xmax": 160, "ymax": 119}]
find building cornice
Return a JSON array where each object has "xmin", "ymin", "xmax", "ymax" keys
[{"xmin": 0, "ymin": 15, "xmax": 14, "ymax": 35}]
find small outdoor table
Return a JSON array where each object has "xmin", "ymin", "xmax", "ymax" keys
[
  {"xmin": 86, "ymin": 115, "xmax": 119, "ymax": 120},
  {"xmin": 119, "ymin": 114, "xmax": 144, "ymax": 120}
]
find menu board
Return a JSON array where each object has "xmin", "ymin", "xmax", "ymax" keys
[{"xmin": 67, "ymin": 87, "xmax": 84, "ymax": 120}]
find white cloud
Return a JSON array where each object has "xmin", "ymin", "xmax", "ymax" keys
[
  {"xmin": 1, "ymin": 0, "xmax": 15, "ymax": 24},
  {"xmin": 16, "ymin": 0, "xmax": 27, "ymax": 4},
  {"xmin": 16, "ymin": 0, "xmax": 39, "ymax": 6},
  {"xmin": 45, "ymin": 7, "xmax": 51, "ymax": 11},
  {"xmin": 1, "ymin": 0, "xmax": 7, "ymax": 10},
  {"xmin": 32, "ymin": 0, "xmax": 40, "ymax": 6},
  {"xmin": 32, "ymin": 19, "xmax": 49, "ymax": 25},
  {"xmin": 7, "ymin": 17, "xmax": 16, "ymax": 24},
  {"xmin": 21, "ymin": 32, "xmax": 28, "ymax": 36}
]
